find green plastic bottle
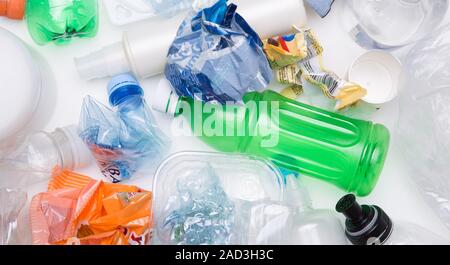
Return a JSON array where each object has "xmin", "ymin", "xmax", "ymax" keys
[
  {"xmin": 26, "ymin": 0, "xmax": 98, "ymax": 45},
  {"xmin": 153, "ymin": 84, "xmax": 390, "ymax": 196}
]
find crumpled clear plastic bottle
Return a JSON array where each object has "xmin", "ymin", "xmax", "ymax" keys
[
  {"xmin": 344, "ymin": 0, "xmax": 448, "ymax": 49},
  {"xmin": 79, "ymin": 74, "xmax": 169, "ymax": 183},
  {"xmin": 397, "ymin": 24, "xmax": 450, "ymax": 230}
]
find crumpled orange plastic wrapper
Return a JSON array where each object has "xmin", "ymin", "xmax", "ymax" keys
[{"xmin": 30, "ymin": 169, "xmax": 152, "ymax": 245}]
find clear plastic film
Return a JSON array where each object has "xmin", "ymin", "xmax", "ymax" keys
[
  {"xmin": 164, "ymin": 0, "xmax": 272, "ymax": 104},
  {"xmin": 397, "ymin": 24, "xmax": 450, "ymax": 229},
  {"xmin": 0, "ymin": 188, "xmax": 30, "ymax": 245}
]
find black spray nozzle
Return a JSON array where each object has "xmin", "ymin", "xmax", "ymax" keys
[
  {"xmin": 336, "ymin": 194, "xmax": 365, "ymax": 223},
  {"xmin": 336, "ymin": 194, "xmax": 393, "ymax": 245}
]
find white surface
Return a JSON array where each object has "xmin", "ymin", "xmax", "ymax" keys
[
  {"xmin": 1, "ymin": 0, "xmax": 450, "ymax": 242},
  {"xmin": 349, "ymin": 50, "xmax": 401, "ymax": 104},
  {"xmin": 0, "ymin": 27, "xmax": 41, "ymax": 142}
]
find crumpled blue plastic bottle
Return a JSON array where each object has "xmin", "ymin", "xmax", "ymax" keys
[
  {"xmin": 165, "ymin": 0, "xmax": 272, "ymax": 104},
  {"xmin": 79, "ymin": 74, "xmax": 169, "ymax": 183}
]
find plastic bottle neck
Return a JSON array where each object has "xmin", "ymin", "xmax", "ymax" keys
[
  {"xmin": 49, "ymin": 129, "xmax": 76, "ymax": 170},
  {"xmin": 48, "ymin": 126, "xmax": 92, "ymax": 170}
]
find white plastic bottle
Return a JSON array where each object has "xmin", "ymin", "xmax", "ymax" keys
[
  {"xmin": 284, "ymin": 175, "xmax": 348, "ymax": 245},
  {"xmin": 75, "ymin": 0, "xmax": 307, "ymax": 80},
  {"xmin": 0, "ymin": 125, "xmax": 93, "ymax": 188},
  {"xmin": 336, "ymin": 194, "xmax": 450, "ymax": 245}
]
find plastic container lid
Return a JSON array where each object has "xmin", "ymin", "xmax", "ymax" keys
[
  {"xmin": 0, "ymin": 0, "xmax": 26, "ymax": 19},
  {"xmin": 0, "ymin": 27, "xmax": 42, "ymax": 142},
  {"xmin": 348, "ymin": 50, "xmax": 402, "ymax": 105},
  {"xmin": 151, "ymin": 78, "xmax": 180, "ymax": 115}
]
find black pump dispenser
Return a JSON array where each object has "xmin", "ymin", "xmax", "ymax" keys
[{"xmin": 336, "ymin": 194, "xmax": 393, "ymax": 245}]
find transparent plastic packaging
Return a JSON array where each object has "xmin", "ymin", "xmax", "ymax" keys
[
  {"xmin": 397, "ymin": 24, "xmax": 450, "ymax": 230},
  {"xmin": 165, "ymin": 0, "xmax": 272, "ymax": 104},
  {"xmin": 343, "ymin": 0, "xmax": 448, "ymax": 49},
  {"xmin": 0, "ymin": 189, "xmax": 30, "ymax": 245},
  {"xmin": 79, "ymin": 74, "xmax": 169, "ymax": 183},
  {"xmin": 152, "ymin": 152, "xmax": 285, "ymax": 245},
  {"xmin": 284, "ymin": 175, "xmax": 348, "ymax": 245},
  {"xmin": 0, "ymin": 126, "xmax": 92, "ymax": 189}
]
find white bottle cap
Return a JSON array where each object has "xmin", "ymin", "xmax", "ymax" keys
[
  {"xmin": 150, "ymin": 78, "xmax": 180, "ymax": 116},
  {"xmin": 0, "ymin": 27, "xmax": 41, "ymax": 142},
  {"xmin": 348, "ymin": 50, "xmax": 402, "ymax": 105},
  {"xmin": 74, "ymin": 42, "xmax": 131, "ymax": 80},
  {"xmin": 56, "ymin": 125, "xmax": 93, "ymax": 169}
]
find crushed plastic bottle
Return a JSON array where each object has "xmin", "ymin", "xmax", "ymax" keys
[
  {"xmin": 0, "ymin": 125, "xmax": 92, "ymax": 189},
  {"xmin": 163, "ymin": 166, "xmax": 235, "ymax": 245},
  {"xmin": 26, "ymin": 0, "xmax": 99, "ymax": 45},
  {"xmin": 79, "ymin": 74, "xmax": 169, "ymax": 183}
]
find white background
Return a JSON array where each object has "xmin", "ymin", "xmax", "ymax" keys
[{"xmin": 1, "ymin": 0, "xmax": 450, "ymax": 242}]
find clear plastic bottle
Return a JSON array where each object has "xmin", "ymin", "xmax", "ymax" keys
[
  {"xmin": 26, "ymin": 0, "xmax": 99, "ymax": 45},
  {"xmin": 0, "ymin": 125, "xmax": 92, "ymax": 189},
  {"xmin": 344, "ymin": 0, "xmax": 448, "ymax": 49},
  {"xmin": 336, "ymin": 194, "xmax": 450, "ymax": 245},
  {"xmin": 284, "ymin": 175, "xmax": 348, "ymax": 245},
  {"xmin": 79, "ymin": 74, "xmax": 169, "ymax": 183}
]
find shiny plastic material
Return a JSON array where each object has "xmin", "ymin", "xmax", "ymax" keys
[
  {"xmin": 344, "ymin": 0, "xmax": 448, "ymax": 49},
  {"xmin": 171, "ymin": 90, "xmax": 390, "ymax": 196},
  {"xmin": 0, "ymin": 189, "xmax": 29, "ymax": 245},
  {"xmin": 152, "ymin": 152, "xmax": 284, "ymax": 245},
  {"xmin": 79, "ymin": 75, "xmax": 169, "ymax": 183},
  {"xmin": 26, "ymin": 0, "xmax": 98, "ymax": 45},
  {"xmin": 397, "ymin": 25, "xmax": 450, "ymax": 230},
  {"xmin": 30, "ymin": 170, "xmax": 152, "ymax": 245},
  {"xmin": 165, "ymin": 0, "xmax": 272, "ymax": 104},
  {"xmin": 147, "ymin": 0, "xmax": 191, "ymax": 17},
  {"xmin": 0, "ymin": 126, "xmax": 92, "ymax": 189},
  {"xmin": 284, "ymin": 176, "xmax": 348, "ymax": 245}
]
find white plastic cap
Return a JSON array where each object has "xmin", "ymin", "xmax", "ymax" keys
[
  {"xmin": 0, "ymin": 27, "xmax": 41, "ymax": 142},
  {"xmin": 348, "ymin": 50, "xmax": 402, "ymax": 105},
  {"xmin": 74, "ymin": 42, "xmax": 131, "ymax": 80},
  {"xmin": 57, "ymin": 125, "xmax": 93, "ymax": 169},
  {"xmin": 150, "ymin": 78, "xmax": 180, "ymax": 116}
]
